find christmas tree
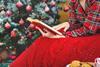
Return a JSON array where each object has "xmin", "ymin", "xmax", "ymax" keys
[{"xmin": 0, "ymin": 0, "xmax": 67, "ymax": 65}]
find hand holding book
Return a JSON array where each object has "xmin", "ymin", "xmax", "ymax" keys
[
  {"xmin": 27, "ymin": 17, "xmax": 66, "ymax": 38},
  {"xmin": 35, "ymin": 26, "xmax": 65, "ymax": 38}
]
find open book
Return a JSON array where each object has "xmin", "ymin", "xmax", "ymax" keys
[{"xmin": 27, "ymin": 17, "xmax": 63, "ymax": 35}]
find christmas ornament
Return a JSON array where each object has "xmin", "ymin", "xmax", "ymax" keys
[
  {"xmin": 26, "ymin": 5, "xmax": 32, "ymax": 12},
  {"xmin": 0, "ymin": 42, "xmax": 4, "ymax": 46},
  {"xmin": 18, "ymin": 36, "xmax": 26, "ymax": 45},
  {"xmin": 0, "ymin": 10, "xmax": 6, "ymax": 16},
  {"xmin": 6, "ymin": 47, "xmax": 9, "ymax": 50},
  {"xmin": 9, "ymin": 55, "xmax": 16, "ymax": 60},
  {"xmin": 6, "ymin": 10, "xmax": 12, "ymax": 17},
  {"xmin": 5, "ymin": 22, "xmax": 11, "ymax": 29},
  {"xmin": 9, "ymin": 46, "xmax": 14, "ymax": 49},
  {"xmin": 11, "ymin": 30, "xmax": 17, "ymax": 37},
  {"xmin": 19, "ymin": 18, "xmax": 24, "ymax": 25},
  {"xmin": 29, "ymin": 23, "xmax": 35, "ymax": 29},
  {"xmin": 50, "ymin": 0, "xmax": 56, "ymax": 6},
  {"xmin": 44, "ymin": 5, "xmax": 50, "ymax": 12},
  {"xmin": 16, "ymin": 1, "xmax": 23, "ymax": 8},
  {"xmin": 27, "ymin": 32, "xmax": 32, "ymax": 38}
]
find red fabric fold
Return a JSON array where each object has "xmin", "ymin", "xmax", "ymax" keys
[{"xmin": 10, "ymin": 34, "xmax": 100, "ymax": 67}]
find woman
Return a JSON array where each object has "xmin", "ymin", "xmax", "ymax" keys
[{"xmin": 10, "ymin": 0, "xmax": 100, "ymax": 67}]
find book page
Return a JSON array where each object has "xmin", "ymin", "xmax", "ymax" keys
[{"xmin": 27, "ymin": 17, "xmax": 63, "ymax": 35}]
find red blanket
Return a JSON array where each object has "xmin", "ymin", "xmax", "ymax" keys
[{"xmin": 10, "ymin": 34, "xmax": 100, "ymax": 67}]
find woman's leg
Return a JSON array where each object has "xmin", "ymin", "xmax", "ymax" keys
[{"xmin": 52, "ymin": 22, "xmax": 69, "ymax": 31}]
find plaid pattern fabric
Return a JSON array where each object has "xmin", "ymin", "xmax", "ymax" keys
[{"xmin": 66, "ymin": 0, "xmax": 100, "ymax": 37}]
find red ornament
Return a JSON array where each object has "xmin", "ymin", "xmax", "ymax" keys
[
  {"xmin": 6, "ymin": 10, "xmax": 12, "ymax": 17},
  {"xmin": 28, "ymin": 32, "xmax": 32, "ymax": 39},
  {"xmin": 5, "ymin": 22, "xmax": 11, "ymax": 29},
  {"xmin": 26, "ymin": 5, "xmax": 32, "ymax": 12},
  {"xmin": 11, "ymin": 30, "xmax": 17, "ymax": 37},
  {"xmin": 9, "ymin": 55, "xmax": 16, "ymax": 60},
  {"xmin": 29, "ymin": 24, "xmax": 35, "ymax": 29},
  {"xmin": 64, "ymin": 6, "xmax": 69, "ymax": 12},
  {"xmin": 16, "ymin": 1, "xmax": 23, "ymax": 8},
  {"xmin": 44, "ymin": 6, "xmax": 50, "ymax": 12},
  {"xmin": 50, "ymin": 0, "xmax": 56, "ymax": 6},
  {"xmin": 19, "ymin": 18, "xmax": 24, "ymax": 25}
]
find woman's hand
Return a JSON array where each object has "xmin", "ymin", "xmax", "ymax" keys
[
  {"xmin": 63, "ymin": 22, "xmax": 70, "ymax": 32},
  {"xmin": 36, "ymin": 27, "xmax": 65, "ymax": 38}
]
